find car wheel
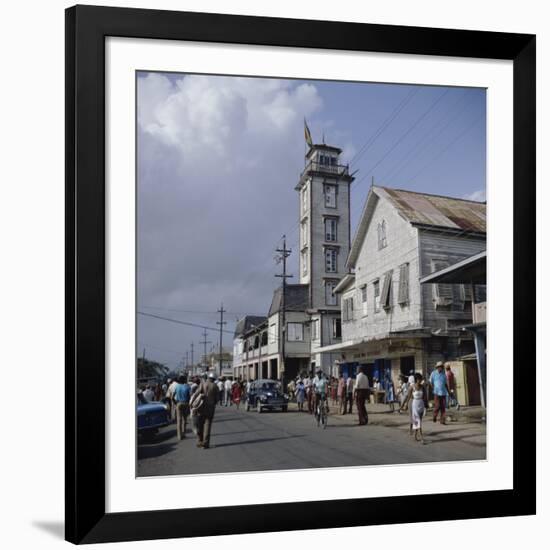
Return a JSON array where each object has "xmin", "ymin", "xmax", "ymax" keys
[
  {"xmin": 282, "ymin": 405, "xmax": 288, "ymax": 412},
  {"xmin": 257, "ymin": 400, "xmax": 262, "ymax": 413}
]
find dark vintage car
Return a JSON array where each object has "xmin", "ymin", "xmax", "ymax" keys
[
  {"xmin": 246, "ymin": 379, "xmax": 289, "ymax": 412},
  {"xmin": 137, "ymin": 392, "xmax": 170, "ymax": 438}
]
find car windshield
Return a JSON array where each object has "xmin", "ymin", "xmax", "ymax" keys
[{"xmin": 261, "ymin": 383, "xmax": 279, "ymax": 392}]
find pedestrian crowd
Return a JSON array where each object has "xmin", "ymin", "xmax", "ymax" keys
[
  {"xmin": 138, "ymin": 360, "xmax": 460, "ymax": 447},
  {"xmin": 138, "ymin": 374, "xmax": 250, "ymax": 449}
]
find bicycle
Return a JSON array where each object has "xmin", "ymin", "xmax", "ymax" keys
[{"xmin": 315, "ymin": 394, "xmax": 329, "ymax": 429}]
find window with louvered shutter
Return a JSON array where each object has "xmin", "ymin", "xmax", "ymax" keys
[
  {"xmin": 374, "ymin": 280, "xmax": 380, "ymax": 312},
  {"xmin": 432, "ymin": 260, "xmax": 453, "ymax": 306},
  {"xmin": 398, "ymin": 263, "xmax": 409, "ymax": 304},
  {"xmin": 361, "ymin": 285, "xmax": 368, "ymax": 316},
  {"xmin": 381, "ymin": 271, "xmax": 393, "ymax": 309}
]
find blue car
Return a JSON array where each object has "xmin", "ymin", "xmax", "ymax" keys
[
  {"xmin": 246, "ymin": 379, "xmax": 289, "ymax": 412},
  {"xmin": 137, "ymin": 392, "xmax": 170, "ymax": 438}
]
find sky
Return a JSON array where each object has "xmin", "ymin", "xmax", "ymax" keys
[{"xmin": 137, "ymin": 71, "xmax": 486, "ymax": 371}]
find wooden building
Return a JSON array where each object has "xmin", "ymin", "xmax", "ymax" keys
[{"xmin": 317, "ymin": 186, "xmax": 486, "ymax": 388}]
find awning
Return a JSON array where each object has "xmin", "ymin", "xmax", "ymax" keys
[{"xmin": 419, "ymin": 250, "xmax": 486, "ymax": 285}]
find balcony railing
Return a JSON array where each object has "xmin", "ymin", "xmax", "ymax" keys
[{"xmin": 301, "ymin": 160, "xmax": 350, "ymax": 178}]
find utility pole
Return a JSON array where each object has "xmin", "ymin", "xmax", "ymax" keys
[
  {"xmin": 190, "ymin": 342, "xmax": 194, "ymax": 375},
  {"xmin": 217, "ymin": 303, "xmax": 227, "ymax": 377},
  {"xmin": 275, "ymin": 235, "xmax": 293, "ymax": 390},
  {"xmin": 185, "ymin": 351, "xmax": 189, "ymax": 371},
  {"xmin": 199, "ymin": 329, "xmax": 212, "ymax": 372}
]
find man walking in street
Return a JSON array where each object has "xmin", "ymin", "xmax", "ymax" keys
[
  {"xmin": 173, "ymin": 375, "xmax": 191, "ymax": 440},
  {"xmin": 445, "ymin": 363, "xmax": 460, "ymax": 410},
  {"xmin": 165, "ymin": 378, "xmax": 178, "ymax": 420},
  {"xmin": 354, "ymin": 366, "xmax": 370, "ymax": 425},
  {"xmin": 197, "ymin": 372, "xmax": 220, "ymax": 449},
  {"xmin": 430, "ymin": 361, "xmax": 451, "ymax": 424},
  {"xmin": 224, "ymin": 377, "xmax": 232, "ymax": 407},
  {"xmin": 216, "ymin": 377, "xmax": 224, "ymax": 406},
  {"xmin": 344, "ymin": 374, "xmax": 354, "ymax": 415}
]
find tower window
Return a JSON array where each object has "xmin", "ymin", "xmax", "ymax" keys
[
  {"xmin": 324, "ymin": 184, "xmax": 337, "ymax": 208},
  {"xmin": 325, "ymin": 280, "xmax": 338, "ymax": 306},
  {"xmin": 325, "ymin": 218, "xmax": 337, "ymax": 242},
  {"xmin": 325, "ymin": 248, "xmax": 338, "ymax": 273},
  {"xmin": 301, "ymin": 249, "xmax": 308, "ymax": 276}
]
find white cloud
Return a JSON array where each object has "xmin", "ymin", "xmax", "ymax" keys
[
  {"xmin": 464, "ymin": 189, "xmax": 486, "ymax": 202},
  {"xmin": 138, "ymin": 73, "xmax": 323, "ymax": 162},
  {"xmin": 136, "ymin": 73, "xmax": 326, "ymax": 361}
]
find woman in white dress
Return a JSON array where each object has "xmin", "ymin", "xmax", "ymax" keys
[{"xmin": 401, "ymin": 373, "xmax": 426, "ymax": 443}]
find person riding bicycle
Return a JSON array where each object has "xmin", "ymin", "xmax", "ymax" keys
[{"xmin": 313, "ymin": 369, "xmax": 329, "ymax": 417}]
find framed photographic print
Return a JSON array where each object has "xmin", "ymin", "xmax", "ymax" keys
[{"xmin": 65, "ymin": 4, "xmax": 536, "ymax": 544}]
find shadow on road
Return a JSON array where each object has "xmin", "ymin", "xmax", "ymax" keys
[
  {"xmin": 138, "ymin": 427, "xmax": 177, "ymax": 445},
  {"xmin": 138, "ymin": 441, "xmax": 179, "ymax": 459},
  {"xmin": 214, "ymin": 435, "xmax": 300, "ymax": 448}
]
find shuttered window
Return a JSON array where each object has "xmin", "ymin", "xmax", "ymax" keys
[
  {"xmin": 381, "ymin": 271, "xmax": 393, "ymax": 309},
  {"xmin": 398, "ymin": 263, "xmax": 410, "ymax": 305},
  {"xmin": 432, "ymin": 260, "xmax": 453, "ymax": 306},
  {"xmin": 343, "ymin": 297, "xmax": 354, "ymax": 322},
  {"xmin": 361, "ymin": 285, "xmax": 368, "ymax": 316},
  {"xmin": 374, "ymin": 280, "xmax": 381, "ymax": 312}
]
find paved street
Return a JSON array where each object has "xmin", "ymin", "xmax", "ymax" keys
[{"xmin": 137, "ymin": 404, "xmax": 486, "ymax": 477}]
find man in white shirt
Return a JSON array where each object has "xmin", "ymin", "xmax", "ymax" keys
[
  {"xmin": 354, "ymin": 366, "xmax": 370, "ymax": 425},
  {"xmin": 224, "ymin": 377, "xmax": 233, "ymax": 406},
  {"xmin": 216, "ymin": 378, "xmax": 224, "ymax": 406},
  {"xmin": 166, "ymin": 378, "xmax": 178, "ymax": 419},
  {"xmin": 142, "ymin": 385, "xmax": 155, "ymax": 402}
]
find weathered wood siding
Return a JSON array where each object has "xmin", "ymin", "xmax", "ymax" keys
[
  {"xmin": 419, "ymin": 230, "xmax": 486, "ymax": 330},
  {"xmin": 342, "ymin": 194, "xmax": 422, "ymax": 342}
]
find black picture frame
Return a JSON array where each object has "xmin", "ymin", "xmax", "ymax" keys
[{"xmin": 65, "ymin": 4, "xmax": 536, "ymax": 544}]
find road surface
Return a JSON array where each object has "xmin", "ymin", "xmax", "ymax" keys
[{"xmin": 137, "ymin": 404, "xmax": 486, "ymax": 477}]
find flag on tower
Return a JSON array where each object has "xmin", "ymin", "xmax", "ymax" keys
[{"xmin": 304, "ymin": 118, "xmax": 313, "ymax": 148}]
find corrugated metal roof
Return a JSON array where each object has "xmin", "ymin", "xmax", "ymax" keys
[{"xmin": 380, "ymin": 187, "xmax": 486, "ymax": 233}]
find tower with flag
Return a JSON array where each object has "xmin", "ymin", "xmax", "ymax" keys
[{"xmin": 295, "ymin": 131, "xmax": 354, "ymax": 375}]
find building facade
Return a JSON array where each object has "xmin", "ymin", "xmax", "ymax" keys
[{"xmin": 319, "ymin": 186, "xmax": 486, "ymax": 388}]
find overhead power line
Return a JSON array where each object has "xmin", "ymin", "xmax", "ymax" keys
[
  {"xmin": 138, "ymin": 311, "xmax": 235, "ymax": 334},
  {"xmin": 353, "ymin": 89, "xmax": 450, "ymax": 188}
]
